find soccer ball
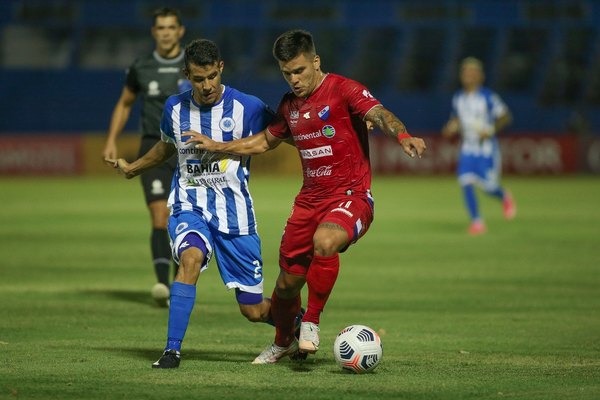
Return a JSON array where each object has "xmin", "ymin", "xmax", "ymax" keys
[{"xmin": 333, "ymin": 325, "xmax": 383, "ymax": 373}]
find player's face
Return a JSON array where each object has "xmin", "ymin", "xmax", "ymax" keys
[
  {"xmin": 185, "ymin": 61, "xmax": 224, "ymax": 106},
  {"xmin": 152, "ymin": 16, "xmax": 184, "ymax": 57},
  {"xmin": 278, "ymin": 53, "xmax": 322, "ymax": 98},
  {"xmin": 460, "ymin": 63, "xmax": 484, "ymax": 90}
]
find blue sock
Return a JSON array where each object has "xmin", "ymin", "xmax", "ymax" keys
[
  {"xmin": 166, "ymin": 282, "xmax": 196, "ymax": 352},
  {"xmin": 486, "ymin": 187, "xmax": 504, "ymax": 200},
  {"xmin": 462, "ymin": 185, "xmax": 480, "ymax": 221}
]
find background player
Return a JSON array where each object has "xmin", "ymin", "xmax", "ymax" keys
[
  {"xmin": 102, "ymin": 7, "xmax": 189, "ymax": 306},
  {"xmin": 106, "ymin": 38, "xmax": 285, "ymax": 369},
  {"xmin": 187, "ymin": 29, "xmax": 426, "ymax": 364},
  {"xmin": 442, "ymin": 57, "xmax": 516, "ymax": 235}
]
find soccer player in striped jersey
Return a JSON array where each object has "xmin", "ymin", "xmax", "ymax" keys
[
  {"xmin": 188, "ymin": 29, "xmax": 426, "ymax": 364},
  {"xmin": 102, "ymin": 7, "xmax": 189, "ymax": 306},
  {"xmin": 442, "ymin": 57, "xmax": 516, "ymax": 235},
  {"xmin": 106, "ymin": 39, "xmax": 278, "ymax": 368}
]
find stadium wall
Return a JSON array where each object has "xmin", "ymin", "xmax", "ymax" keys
[{"xmin": 1, "ymin": 133, "xmax": 598, "ymax": 176}]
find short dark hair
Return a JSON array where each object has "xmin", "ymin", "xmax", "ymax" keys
[
  {"xmin": 184, "ymin": 39, "xmax": 221, "ymax": 70},
  {"xmin": 152, "ymin": 7, "xmax": 182, "ymax": 26},
  {"xmin": 272, "ymin": 29, "xmax": 316, "ymax": 62}
]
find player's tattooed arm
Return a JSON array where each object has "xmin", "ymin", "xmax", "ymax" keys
[
  {"xmin": 365, "ymin": 105, "xmax": 426, "ymax": 158},
  {"xmin": 365, "ymin": 105, "xmax": 408, "ymax": 140}
]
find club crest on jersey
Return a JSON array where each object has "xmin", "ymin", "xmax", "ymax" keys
[
  {"xmin": 219, "ymin": 117, "xmax": 235, "ymax": 132},
  {"xmin": 318, "ymin": 105, "xmax": 330, "ymax": 120},
  {"xmin": 322, "ymin": 125, "xmax": 336, "ymax": 138}
]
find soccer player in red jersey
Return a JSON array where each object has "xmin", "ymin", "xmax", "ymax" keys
[{"xmin": 186, "ymin": 29, "xmax": 426, "ymax": 364}]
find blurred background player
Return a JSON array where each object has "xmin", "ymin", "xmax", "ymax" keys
[
  {"xmin": 188, "ymin": 29, "xmax": 426, "ymax": 364},
  {"xmin": 106, "ymin": 38, "xmax": 282, "ymax": 369},
  {"xmin": 102, "ymin": 7, "xmax": 190, "ymax": 305},
  {"xmin": 442, "ymin": 57, "xmax": 516, "ymax": 235}
]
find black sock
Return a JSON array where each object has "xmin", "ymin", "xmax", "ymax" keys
[{"xmin": 151, "ymin": 228, "xmax": 171, "ymax": 286}]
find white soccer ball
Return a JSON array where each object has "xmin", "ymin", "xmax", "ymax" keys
[{"xmin": 333, "ymin": 324, "xmax": 383, "ymax": 373}]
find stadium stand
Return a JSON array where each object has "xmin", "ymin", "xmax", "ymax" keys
[{"xmin": 1, "ymin": 0, "xmax": 599, "ymax": 135}]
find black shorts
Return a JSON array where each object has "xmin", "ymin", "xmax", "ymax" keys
[{"xmin": 138, "ymin": 137, "xmax": 177, "ymax": 205}]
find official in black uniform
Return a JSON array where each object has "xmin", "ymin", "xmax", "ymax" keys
[{"xmin": 103, "ymin": 7, "xmax": 189, "ymax": 306}]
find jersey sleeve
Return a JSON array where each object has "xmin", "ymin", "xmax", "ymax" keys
[
  {"xmin": 267, "ymin": 95, "xmax": 291, "ymax": 139},
  {"xmin": 490, "ymin": 92, "xmax": 509, "ymax": 119},
  {"xmin": 340, "ymin": 78, "xmax": 381, "ymax": 119},
  {"xmin": 124, "ymin": 61, "xmax": 141, "ymax": 93},
  {"xmin": 160, "ymin": 97, "xmax": 176, "ymax": 144},
  {"xmin": 242, "ymin": 96, "xmax": 275, "ymax": 138}
]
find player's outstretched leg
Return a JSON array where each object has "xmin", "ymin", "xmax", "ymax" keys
[
  {"xmin": 252, "ymin": 340, "xmax": 299, "ymax": 364},
  {"xmin": 502, "ymin": 189, "xmax": 516, "ymax": 220}
]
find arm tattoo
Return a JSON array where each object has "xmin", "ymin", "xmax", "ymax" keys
[{"xmin": 369, "ymin": 107, "xmax": 408, "ymax": 139}]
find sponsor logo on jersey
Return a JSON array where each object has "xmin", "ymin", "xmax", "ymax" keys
[
  {"xmin": 305, "ymin": 165, "xmax": 333, "ymax": 178},
  {"xmin": 185, "ymin": 159, "xmax": 228, "ymax": 174},
  {"xmin": 293, "ymin": 131, "xmax": 322, "ymax": 141},
  {"xmin": 322, "ymin": 125, "xmax": 336, "ymax": 138},
  {"xmin": 219, "ymin": 117, "xmax": 235, "ymax": 132},
  {"xmin": 300, "ymin": 145, "xmax": 332, "ymax": 159},
  {"xmin": 362, "ymin": 89, "xmax": 374, "ymax": 99},
  {"xmin": 290, "ymin": 110, "xmax": 299, "ymax": 127},
  {"xmin": 158, "ymin": 67, "xmax": 180, "ymax": 73},
  {"xmin": 318, "ymin": 105, "xmax": 330, "ymax": 120},
  {"xmin": 148, "ymin": 81, "xmax": 160, "ymax": 96},
  {"xmin": 303, "ymin": 111, "xmax": 311, "ymax": 119}
]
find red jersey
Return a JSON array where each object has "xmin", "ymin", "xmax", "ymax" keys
[{"xmin": 268, "ymin": 74, "xmax": 381, "ymax": 197}]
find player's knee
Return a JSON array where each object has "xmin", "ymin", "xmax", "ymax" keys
[
  {"xmin": 177, "ymin": 248, "xmax": 203, "ymax": 282},
  {"xmin": 239, "ymin": 305, "xmax": 264, "ymax": 322},
  {"xmin": 313, "ymin": 235, "xmax": 339, "ymax": 257},
  {"xmin": 274, "ymin": 272, "xmax": 303, "ymax": 298}
]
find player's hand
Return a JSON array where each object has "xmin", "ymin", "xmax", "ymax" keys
[
  {"xmin": 102, "ymin": 141, "xmax": 118, "ymax": 160},
  {"xmin": 184, "ymin": 130, "xmax": 222, "ymax": 152},
  {"xmin": 104, "ymin": 157, "xmax": 135, "ymax": 179},
  {"xmin": 442, "ymin": 119, "xmax": 460, "ymax": 137},
  {"xmin": 399, "ymin": 137, "xmax": 426, "ymax": 158},
  {"xmin": 479, "ymin": 126, "xmax": 495, "ymax": 139}
]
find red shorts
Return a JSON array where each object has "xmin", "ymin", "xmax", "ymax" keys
[{"xmin": 279, "ymin": 193, "xmax": 374, "ymax": 276}]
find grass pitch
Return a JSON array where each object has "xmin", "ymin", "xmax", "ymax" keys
[{"xmin": 0, "ymin": 175, "xmax": 599, "ymax": 399}]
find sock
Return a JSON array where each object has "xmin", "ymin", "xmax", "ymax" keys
[
  {"xmin": 304, "ymin": 254, "xmax": 340, "ymax": 325},
  {"xmin": 462, "ymin": 184, "xmax": 480, "ymax": 222},
  {"xmin": 151, "ymin": 228, "xmax": 172, "ymax": 286},
  {"xmin": 486, "ymin": 187, "xmax": 505, "ymax": 200},
  {"xmin": 165, "ymin": 282, "xmax": 196, "ymax": 352},
  {"xmin": 271, "ymin": 291, "xmax": 300, "ymax": 347}
]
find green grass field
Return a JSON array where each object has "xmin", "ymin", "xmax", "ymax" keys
[{"xmin": 1, "ymin": 175, "xmax": 599, "ymax": 400}]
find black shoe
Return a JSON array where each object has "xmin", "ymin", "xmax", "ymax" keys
[{"xmin": 152, "ymin": 349, "xmax": 180, "ymax": 368}]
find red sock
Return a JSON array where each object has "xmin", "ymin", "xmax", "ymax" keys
[
  {"xmin": 271, "ymin": 290, "xmax": 301, "ymax": 347},
  {"xmin": 304, "ymin": 254, "xmax": 340, "ymax": 325}
]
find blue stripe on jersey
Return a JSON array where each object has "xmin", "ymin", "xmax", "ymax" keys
[
  {"xmin": 200, "ymin": 105, "xmax": 212, "ymax": 138},
  {"xmin": 180, "ymin": 100, "xmax": 191, "ymax": 136},
  {"xmin": 239, "ymin": 181, "xmax": 256, "ymax": 234},
  {"xmin": 223, "ymin": 187, "xmax": 239, "ymax": 234},
  {"xmin": 206, "ymin": 187, "xmax": 217, "ymax": 225}
]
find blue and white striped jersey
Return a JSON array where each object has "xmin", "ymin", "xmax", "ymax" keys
[
  {"xmin": 451, "ymin": 87, "xmax": 508, "ymax": 157},
  {"xmin": 160, "ymin": 85, "xmax": 273, "ymax": 235}
]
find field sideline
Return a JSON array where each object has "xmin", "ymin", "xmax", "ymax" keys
[{"xmin": 0, "ymin": 175, "xmax": 599, "ymax": 399}]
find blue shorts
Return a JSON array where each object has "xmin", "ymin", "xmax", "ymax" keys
[
  {"xmin": 457, "ymin": 149, "xmax": 501, "ymax": 191},
  {"xmin": 168, "ymin": 211, "xmax": 264, "ymax": 294}
]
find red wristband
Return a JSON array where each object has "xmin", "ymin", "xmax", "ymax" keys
[{"xmin": 397, "ymin": 132, "xmax": 412, "ymax": 143}]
